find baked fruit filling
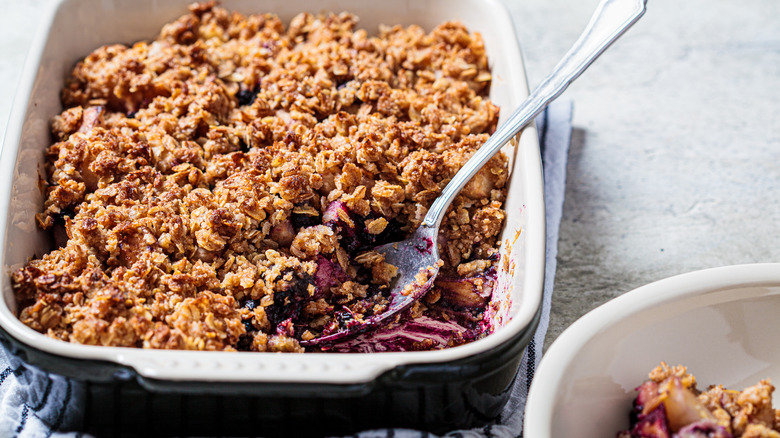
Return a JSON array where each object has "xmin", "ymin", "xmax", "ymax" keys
[
  {"xmin": 11, "ymin": 1, "xmax": 509, "ymax": 352},
  {"xmin": 619, "ymin": 363, "xmax": 780, "ymax": 438}
]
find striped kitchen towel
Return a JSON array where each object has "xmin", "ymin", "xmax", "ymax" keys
[{"xmin": 0, "ymin": 348, "xmax": 84, "ymax": 437}]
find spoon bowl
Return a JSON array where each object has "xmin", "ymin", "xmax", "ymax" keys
[{"xmin": 301, "ymin": 226, "xmax": 440, "ymax": 346}]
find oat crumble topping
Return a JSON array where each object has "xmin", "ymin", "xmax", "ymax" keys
[
  {"xmin": 619, "ymin": 362, "xmax": 780, "ymax": 437},
  {"xmin": 12, "ymin": 1, "xmax": 508, "ymax": 352}
]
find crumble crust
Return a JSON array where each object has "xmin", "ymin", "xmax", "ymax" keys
[
  {"xmin": 620, "ymin": 362, "xmax": 780, "ymax": 437},
  {"xmin": 12, "ymin": 1, "xmax": 508, "ymax": 352}
]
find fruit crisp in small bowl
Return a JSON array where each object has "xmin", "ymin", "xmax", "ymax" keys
[{"xmin": 619, "ymin": 362, "xmax": 780, "ymax": 438}]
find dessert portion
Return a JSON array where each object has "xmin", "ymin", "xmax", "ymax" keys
[
  {"xmin": 11, "ymin": 2, "xmax": 509, "ymax": 352},
  {"xmin": 619, "ymin": 362, "xmax": 780, "ymax": 438}
]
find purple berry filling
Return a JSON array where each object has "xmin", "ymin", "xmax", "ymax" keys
[
  {"xmin": 675, "ymin": 420, "xmax": 732, "ymax": 438},
  {"xmin": 630, "ymin": 404, "xmax": 671, "ymax": 438}
]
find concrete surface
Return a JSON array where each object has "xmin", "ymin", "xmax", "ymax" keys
[
  {"xmin": 1, "ymin": 0, "xmax": 779, "ymax": 355},
  {"xmin": 505, "ymin": 0, "xmax": 780, "ymax": 350}
]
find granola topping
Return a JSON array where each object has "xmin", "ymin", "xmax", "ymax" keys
[{"xmin": 13, "ymin": 1, "xmax": 508, "ymax": 352}]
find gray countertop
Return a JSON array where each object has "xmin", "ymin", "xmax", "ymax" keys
[
  {"xmin": 506, "ymin": 0, "xmax": 780, "ymax": 350},
  {"xmin": 1, "ymin": 0, "xmax": 779, "ymax": 354}
]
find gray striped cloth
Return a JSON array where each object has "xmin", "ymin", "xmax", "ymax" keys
[
  {"xmin": 0, "ymin": 101, "xmax": 572, "ymax": 438},
  {"xmin": 0, "ymin": 348, "xmax": 84, "ymax": 437}
]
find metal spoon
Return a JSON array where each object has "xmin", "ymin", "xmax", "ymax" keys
[{"xmin": 302, "ymin": 0, "xmax": 648, "ymax": 347}]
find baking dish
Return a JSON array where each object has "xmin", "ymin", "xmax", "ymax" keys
[
  {"xmin": 0, "ymin": 0, "xmax": 544, "ymax": 434},
  {"xmin": 524, "ymin": 263, "xmax": 780, "ymax": 438}
]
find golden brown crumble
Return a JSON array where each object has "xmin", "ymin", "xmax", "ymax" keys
[
  {"xmin": 622, "ymin": 362, "xmax": 780, "ymax": 437},
  {"xmin": 13, "ymin": 1, "xmax": 507, "ymax": 352},
  {"xmin": 648, "ymin": 361, "xmax": 697, "ymax": 389}
]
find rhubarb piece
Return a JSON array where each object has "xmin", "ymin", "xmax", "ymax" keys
[
  {"xmin": 662, "ymin": 377, "xmax": 716, "ymax": 432},
  {"xmin": 270, "ymin": 220, "xmax": 295, "ymax": 247},
  {"xmin": 314, "ymin": 256, "xmax": 349, "ymax": 295},
  {"xmin": 634, "ymin": 381, "xmax": 662, "ymax": 423},
  {"xmin": 434, "ymin": 274, "xmax": 493, "ymax": 308},
  {"xmin": 323, "ymin": 200, "xmax": 351, "ymax": 225},
  {"xmin": 77, "ymin": 105, "xmax": 105, "ymax": 133},
  {"xmin": 631, "ymin": 405, "xmax": 671, "ymax": 438}
]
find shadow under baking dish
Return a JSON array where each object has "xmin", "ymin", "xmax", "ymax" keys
[{"xmin": 0, "ymin": 0, "xmax": 545, "ymax": 435}]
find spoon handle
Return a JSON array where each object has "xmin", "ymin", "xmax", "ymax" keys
[{"xmin": 421, "ymin": 0, "xmax": 648, "ymax": 230}]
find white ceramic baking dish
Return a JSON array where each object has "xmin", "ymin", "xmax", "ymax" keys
[
  {"xmin": 524, "ymin": 263, "xmax": 780, "ymax": 438},
  {"xmin": 0, "ymin": 0, "xmax": 543, "ymax": 398}
]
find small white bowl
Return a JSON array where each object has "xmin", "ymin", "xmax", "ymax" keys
[{"xmin": 524, "ymin": 263, "xmax": 780, "ymax": 438}]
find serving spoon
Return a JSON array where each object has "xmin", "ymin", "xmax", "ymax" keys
[{"xmin": 302, "ymin": 0, "xmax": 648, "ymax": 347}]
